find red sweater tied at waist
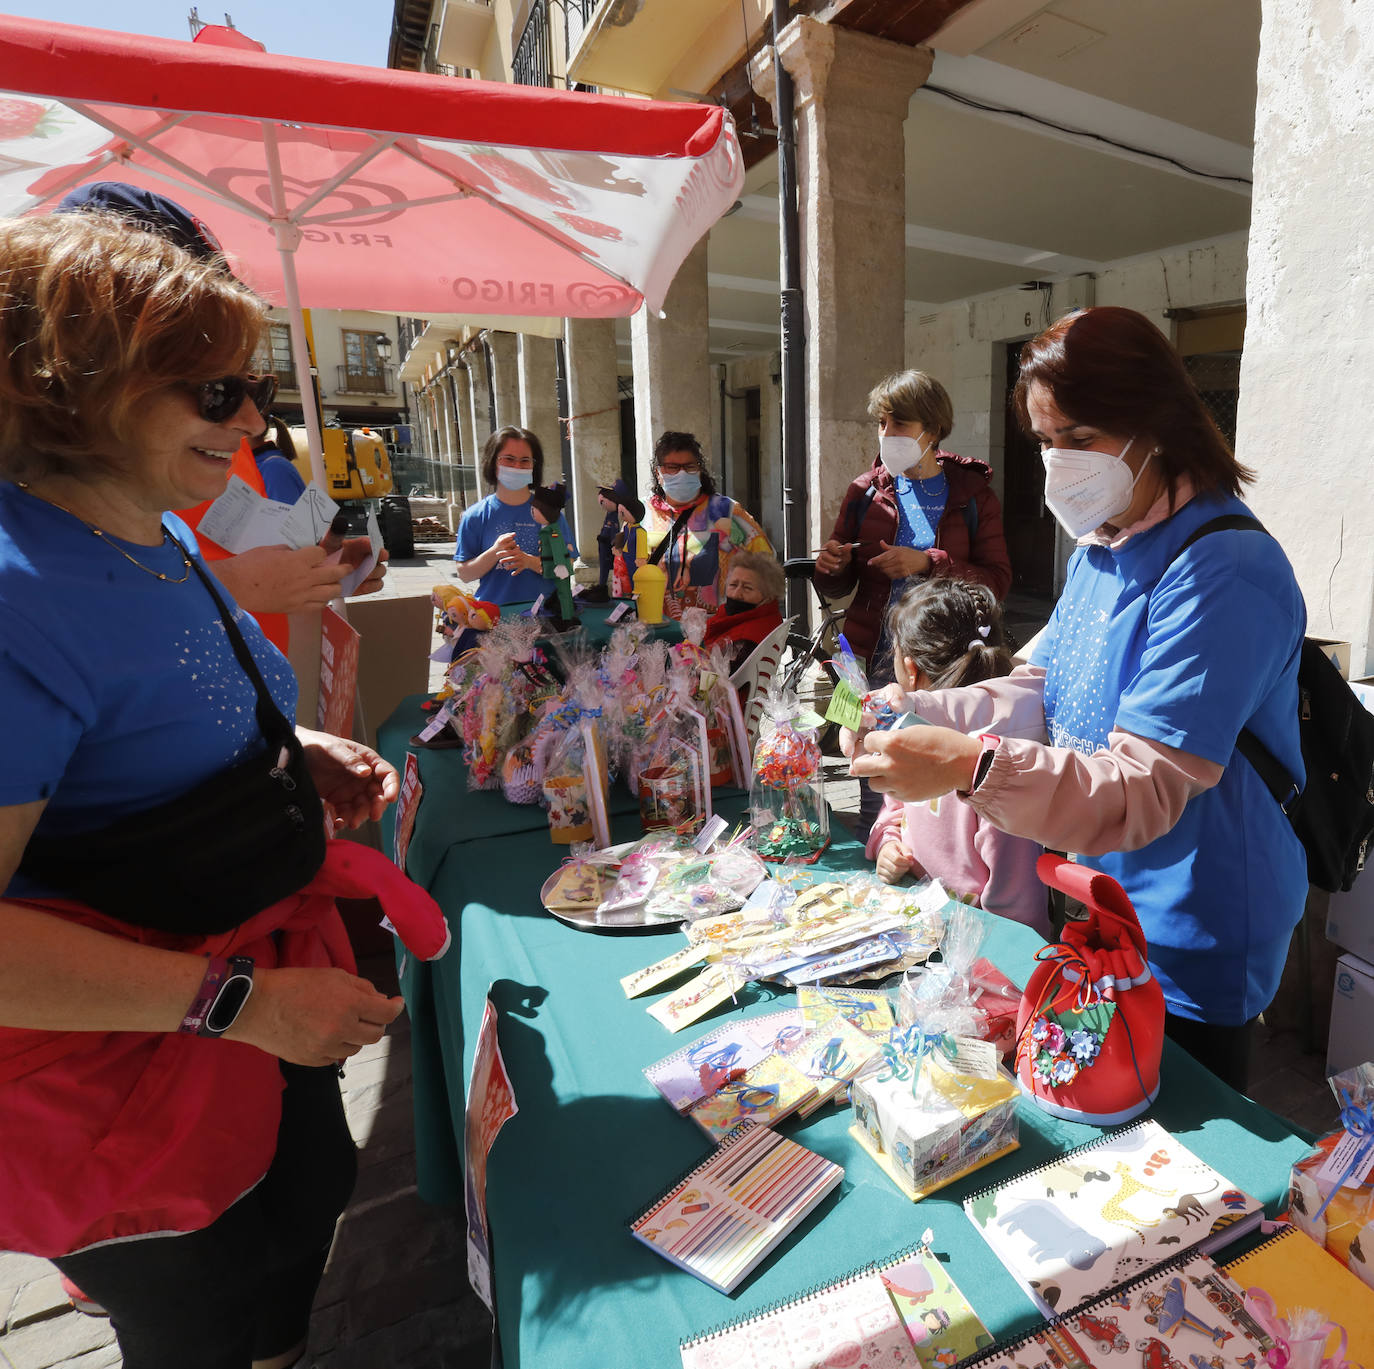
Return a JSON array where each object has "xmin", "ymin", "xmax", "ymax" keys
[{"xmin": 0, "ymin": 840, "xmax": 449, "ymax": 1257}]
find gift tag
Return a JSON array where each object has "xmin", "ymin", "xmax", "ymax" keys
[
  {"xmin": 825, "ymin": 680, "xmax": 864, "ymax": 731},
  {"xmin": 944, "ymin": 1036, "xmax": 1000, "ymax": 1080},
  {"xmin": 526, "ymin": 593, "xmax": 546, "ymax": 618},
  {"xmin": 607, "ymin": 601, "xmax": 631, "ymax": 624},
  {"xmin": 1316, "ymin": 1127, "xmax": 1374, "ymax": 1188},
  {"xmin": 692, "ymin": 814, "xmax": 728, "ymax": 853},
  {"xmin": 416, "ymin": 699, "xmax": 457, "ymax": 741}
]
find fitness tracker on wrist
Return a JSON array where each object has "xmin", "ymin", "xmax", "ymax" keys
[
  {"xmin": 968, "ymin": 733, "xmax": 1001, "ymax": 793},
  {"xmin": 179, "ymin": 955, "xmax": 255, "ymax": 1037}
]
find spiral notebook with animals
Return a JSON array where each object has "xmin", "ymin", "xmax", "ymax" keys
[
  {"xmin": 963, "ymin": 1119, "xmax": 1263, "ymax": 1319},
  {"xmin": 959, "ymin": 1250, "xmax": 1272, "ymax": 1369}
]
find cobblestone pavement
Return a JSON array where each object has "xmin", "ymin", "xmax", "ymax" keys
[{"xmin": 0, "ymin": 545, "xmax": 1338, "ymax": 1367}]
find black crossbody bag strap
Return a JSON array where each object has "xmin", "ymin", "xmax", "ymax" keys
[
  {"xmin": 1166, "ymin": 514, "xmax": 1299, "ymax": 810},
  {"xmin": 647, "ymin": 504, "xmax": 696, "ymax": 568}
]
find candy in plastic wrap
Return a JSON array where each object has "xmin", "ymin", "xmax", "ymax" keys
[
  {"xmin": 1288, "ymin": 1062, "xmax": 1374, "ymax": 1281},
  {"xmin": 750, "ymin": 678, "xmax": 828, "ymax": 862}
]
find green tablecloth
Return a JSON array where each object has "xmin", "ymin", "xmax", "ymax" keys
[{"xmin": 378, "ymin": 706, "xmax": 1312, "ymax": 1369}]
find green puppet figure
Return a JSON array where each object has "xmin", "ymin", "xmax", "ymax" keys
[{"xmin": 530, "ymin": 481, "xmax": 579, "ymax": 630}]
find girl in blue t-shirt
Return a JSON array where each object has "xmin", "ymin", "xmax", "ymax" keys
[
  {"xmin": 852, "ymin": 307, "xmax": 1307, "ymax": 1092},
  {"xmin": 452, "ymin": 427, "xmax": 578, "ymax": 650}
]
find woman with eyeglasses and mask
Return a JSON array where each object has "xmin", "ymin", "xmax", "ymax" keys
[
  {"xmin": 0, "ymin": 212, "xmax": 446, "ymax": 1369},
  {"xmin": 850, "ymin": 307, "xmax": 1306, "ymax": 1092},
  {"xmin": 641, "ymin": 430, "xmax": 773, "ymax": 617},
  {"xmin": 453, "ymin": 425, "xmax": 578, "ymax": 618}
]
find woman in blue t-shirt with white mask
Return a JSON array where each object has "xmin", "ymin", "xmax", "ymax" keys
[
  {"xmin": 453, "ymin": 425, "xmax": 578, "ymax": 611},
  {"xmin": 852, "ymin": 306, "xmax": 1306, "ymax": 1092}
]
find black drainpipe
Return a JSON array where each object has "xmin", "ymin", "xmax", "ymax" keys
[{"xmin": 773, "ymin": 0, "xmax": 807, "ymax": 625}]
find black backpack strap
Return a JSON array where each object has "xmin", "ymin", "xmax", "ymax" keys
[
  {"xmin": 844, "ymin": 481, "xmax": 879, "ymax": 544},
  {"xmin": 1163, "ymin": 512, "xmax": 1299, "ymax": 810}
]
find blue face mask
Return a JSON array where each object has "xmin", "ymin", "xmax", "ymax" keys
[
  {"xmin": 661, "ymin": 471, "xmax": 702, "ymax": 503},
  {"xmin": 497, "ymin": 467, "xmax": 533, "ymax": 490}
]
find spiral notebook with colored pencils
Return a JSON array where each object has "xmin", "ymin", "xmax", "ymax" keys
[{"xmin": 629, "ymin": 1120, "xmax": 843, "ymax": 1294}]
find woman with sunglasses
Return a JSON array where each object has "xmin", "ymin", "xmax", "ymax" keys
[
  {"xmin": 0, "ymin": 211, "xmax": 446, "ymax": 1368},
  {"xmin": 54, "ymin": 180, "xmax": 387, "ymax": 657},
  {"xmin": 640, "ymin": 430, "xmax": 773, "ymax": 617}
]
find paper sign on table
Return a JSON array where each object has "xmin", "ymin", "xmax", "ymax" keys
[
  {"xmin": 316, "ymin": 604, "xmax": 360, "ymax": 737},
  {"xmin": 464, "ymin": 993, "xmax": 519, "ymax": 1311},
  {"xmin": 393, "ymin": 753, "xmax": 422, "ymax": 871}
]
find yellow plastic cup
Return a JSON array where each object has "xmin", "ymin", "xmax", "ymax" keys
[{"xmin": 633, "ymin": 561, "xmax": 667, "ymax": 625}]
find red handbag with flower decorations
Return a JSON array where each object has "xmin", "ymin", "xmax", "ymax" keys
[{"xmin": 1014, "ymin": 854, "xmax": 1164, "ymax": 1126}]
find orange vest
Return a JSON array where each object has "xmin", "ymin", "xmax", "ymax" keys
[{"xmin": 178, "ymin": 437, "xmax": 290, "ymax": 654}]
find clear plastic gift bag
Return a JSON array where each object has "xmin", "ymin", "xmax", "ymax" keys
[{"xmin": 750, "ymin": 678, "xmax": 828, "ymax": 862}]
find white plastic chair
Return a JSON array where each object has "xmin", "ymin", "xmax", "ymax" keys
[{"xmin": 729, "ymin": 617, "xmax": 793, "ymax": 751}]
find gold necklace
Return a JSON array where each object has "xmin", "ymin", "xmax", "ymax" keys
[{"xmin": 15, "ymin": 482, "xmax": 192, "ymax": 583}]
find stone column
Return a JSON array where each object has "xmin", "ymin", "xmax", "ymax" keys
[
  {"xmin": 485, "ymin": 330, "xmax": 521, "ymax": 430},
  {"xmin": 630, "ymin": 235, "xmax": 712, "ymax": 498},
  {"xmin": 451, "ymin": 367, "xmax": 475, "ymax": 509},
  {"xmin": 1239, "ymin": 0, "xmax": 1374, "ymax": 672},
  {"xmin": 563, "ymin": 316, "xmax": 621, "ymax": 562},
  {"xmin": 518, "ymin": 334, "xmax": 562, "ymax": 483},
  {"xmin": 753, "ymin": 18, "xmax": 931, "ymax": 549},
  {"xmin": 464, "ymin": 347, "xmax": 491, "ymax": 475}
]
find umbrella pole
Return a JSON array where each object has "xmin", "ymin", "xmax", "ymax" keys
[{"xmin": 271, "ymin": 223, "xmax": 328, "ymax": 491}]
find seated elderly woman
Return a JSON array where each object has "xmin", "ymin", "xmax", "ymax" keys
[
  {"xmin": 702, "ymin": 548, "xmax": 786, "ymax": 675},
  {"xmin": 0, "ymin": 211, "xmax": 445, "ymax": 1369}
]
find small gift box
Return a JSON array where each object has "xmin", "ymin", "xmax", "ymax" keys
[
  {"xmin": 1287, "ymin": 1061, "xmax": 1374, "ymax": 1286},
  {"xmin": 849, "ymin": 1031, "xmax": 1019, "ymax": 1202}
]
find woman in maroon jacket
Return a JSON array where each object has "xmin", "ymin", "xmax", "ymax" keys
[
  {"xmin": 815, "ymin": 370, "xmax": 1012, "ymax": 667},
  {"xmin": 816, "ymin": 369, "xmax": 1011, "ymax": 837}
]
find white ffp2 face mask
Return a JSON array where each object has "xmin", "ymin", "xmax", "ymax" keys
[
  {"xmin": 878, "ymin": 433, "xmax": 933, "ymax": 479},
  {"xmin": 1042, "ymin": 437, "xmax": 1150, "ymax": 539}
]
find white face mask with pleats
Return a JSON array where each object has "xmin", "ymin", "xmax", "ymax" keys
[
  {"xmin": 1041, "ymin": 437, "xmax": 1151, "ymax": 538},
  {"xmin": 878, "ymin": 433, "xmax": 933, "ymax": 479}
]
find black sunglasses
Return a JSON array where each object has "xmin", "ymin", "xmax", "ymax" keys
[{"xmin": 195, "ymin": 374, "xmax": 278, "ymax": 424}]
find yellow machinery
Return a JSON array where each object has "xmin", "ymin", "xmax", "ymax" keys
[{"xmin": 285, "ymin": 425, "xmax": 394, "ymax": 502}]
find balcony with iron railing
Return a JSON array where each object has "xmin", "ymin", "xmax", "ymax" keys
[
  {"xmin": 565, "ymin": 0, "xmax": 601, "ymax": 61},
  {"xmin": 335, "ymin": 364, "xmax": 397, "ymax": 395},
  {"xmin": 512, "ymin": 0, "xmax": 551, "ymax": 87}
]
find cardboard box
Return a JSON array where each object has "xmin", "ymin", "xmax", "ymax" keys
[
  {"xmin": 1311, "ymin": 637, "xmax": 1352, "ymax": 680},
  {"xmin": 1327, "ymin": 880, "xmax": 1374, "ymax": 964},
  {"xmin": 1327, "ymin": 953, "xmax": 1374, "ymax": 1076}
]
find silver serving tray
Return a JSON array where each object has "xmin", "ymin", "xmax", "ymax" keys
[{"xmin": 538, "ymin": 867, "xmax": 684, "ymax": 935}]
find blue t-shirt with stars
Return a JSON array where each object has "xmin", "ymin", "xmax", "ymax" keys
[
  {"xmin": 1031, "ymin": 491, "xmax": 1307, "ymax": 1024},
  {"xmin": 0, "ymin": 482, "xmax": 297, "ymax": 897},
  {"xmin": 872, "ymin": 472, "xmax": 948, "ymax": 671},
  {"xmin": 454, "ymin": 493, "xmax": 578, "ymax": 607}
]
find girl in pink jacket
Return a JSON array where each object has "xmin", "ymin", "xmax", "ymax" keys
[{"xmin": 866, "ymin": 581, "xmax": 1050, "ymax": 935}]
